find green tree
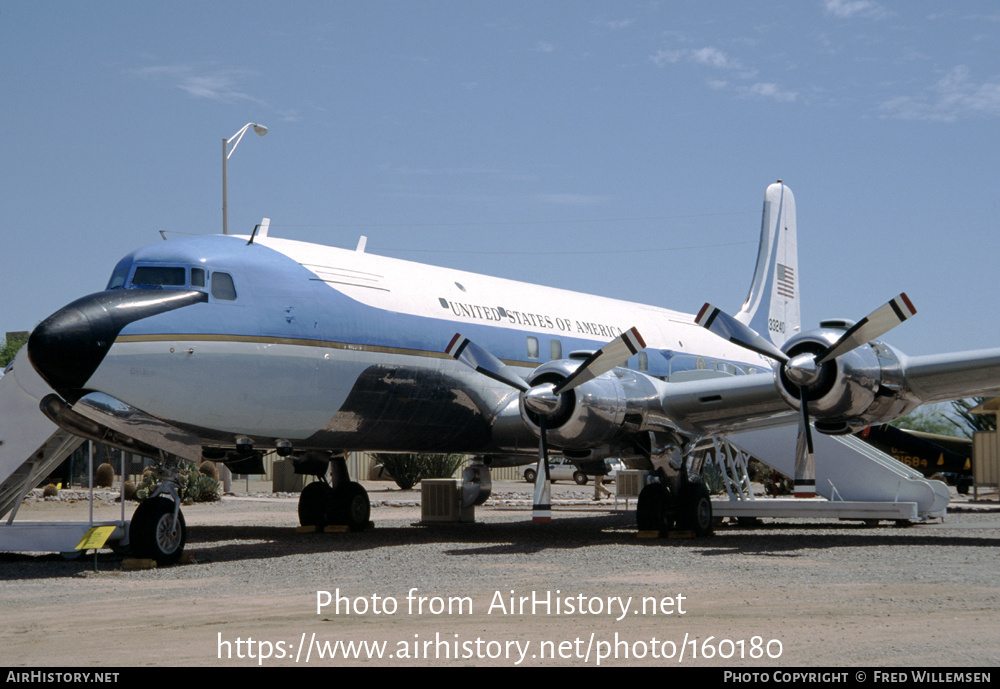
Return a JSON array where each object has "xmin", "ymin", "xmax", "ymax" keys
[
  {"xmin": 1, "ymin": 333, "xmax": 28, "ymax": 368},
  {"xmin": 948, "ymin": 397, "xmax": 996, "ymax": 439},
  {"xmin": 890, "ymin": 405, "xmax": 962, "ymax": 437}
]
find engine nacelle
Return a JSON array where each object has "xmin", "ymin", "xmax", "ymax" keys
[
  {"xmin": 777, "ymin": 327, "xmax": 915, "ymax": 434},
  {"xmin": 518, "ymin": 360, "xmax": 655, "ymax": 449}
]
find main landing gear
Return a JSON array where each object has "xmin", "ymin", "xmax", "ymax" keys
[
  {"xmin": 296, "ymin": 454, "xmax": 371, "ymax": 531},
  {"xmin": 636, "ymin": 480, "xmax": 713, "ymax": 537},
  {"xmin": 635, "ymin": 445, "xmax": 714, "ymax": 540}
]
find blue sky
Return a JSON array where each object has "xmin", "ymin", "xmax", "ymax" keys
[{"xmin": 3, "ymin": 1, "xmax": 999, "ymax": 356}]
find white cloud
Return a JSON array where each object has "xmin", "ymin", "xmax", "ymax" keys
[
  {"xmin": 879, "ymin": 66, "xmax": 1000, "ymax": 122},
  {"xmin": 131, "ymin": 63, "xmax": 267, "ymax": 106},
  {"xmin": 651, "ymin": 46, "xmax": 756, "ymax": 78},
  {"xmin": 741, "ymin": 82, "xmax": 798, "ymax": 103},
  {"xmin": 603, "ymin": 19, "xmax": 634, "ymax": 30},
  {"xmin": 651, "ymin": 46, "xmax": 793, "ymax": 101},
  {"xmin": 823, "ymin": 0, "xmax": 890, "ymax": 20}
]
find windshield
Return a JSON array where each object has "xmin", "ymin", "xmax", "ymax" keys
[{"xmin": 131, "ymin": 266, "xmax": 187, "ymax": 288}]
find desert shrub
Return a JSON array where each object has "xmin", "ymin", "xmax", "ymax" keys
[
  {"xmin": 199, "ymin": 461, "xmax": 218, "ymax": 480},
  {"xmin": 42, "ymin": 484, "xmax": 59, "ymax": 497},
  {"xmin": 373, "ymin": 453, "xmax": 466, "ymax": 490},
  {"xmin": 420, "ymin": 454, "xmax": 466, "ymax": 479},
  {"xmin": 135, "ymin": 464, "xmax": 219, "ymax": 503},
  {"xmin": 701, "ymin": 461, "xmax": 726, "ymax": 495}
]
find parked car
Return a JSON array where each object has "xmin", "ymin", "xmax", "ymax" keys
[
  {"xmin": 602, "ymin": 459, "xmax": 625, "ymax": 483},
  {"xmin": 523, "ymin": 457, "xmax": 589, "ymax": 485}
]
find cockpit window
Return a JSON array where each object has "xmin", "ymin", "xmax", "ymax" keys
[
  {"xmin": 211, "ymin": 272, "xmax": 237, "ymax": 301},
  {"xmin": 107, "ymin": 264, "xmax": 130, "ymax": 289},
  {"xmin": 132, "ymin": 266, "xmax": 186, "ymax": 288}
]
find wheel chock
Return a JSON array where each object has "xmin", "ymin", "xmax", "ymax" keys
[
  {"xmin": 296, "ymin": 525, "xmax": 318, "ymax": 534},
  {"xmin": 636, "ymin": 529, "xmax": 697, "ymax": 539},
  {"xmin": 323, "ymin": 525, "xmax": 350, "ymax": 533},
  {"xmin": 122, "ymin": 558, "xmax": 158, "ymax": 570},
  {"xmin": 666, "ymin": 529, "xmax": 696, "ymax": 539}
]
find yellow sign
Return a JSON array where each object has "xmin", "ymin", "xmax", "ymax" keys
[{"xmin": 74, "ymin": 526, "xmax": 116, "ymax": 551}]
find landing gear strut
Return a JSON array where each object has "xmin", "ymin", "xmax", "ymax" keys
[{"xmin": 297, "ymin": 454, "xmax": 371, "ymax": 531}]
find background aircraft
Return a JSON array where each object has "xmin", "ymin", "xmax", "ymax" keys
[{"xmin": 18, "ymin": 182, "xmax": 1000, "ymax": 564}]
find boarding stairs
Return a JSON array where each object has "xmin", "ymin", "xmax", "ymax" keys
[
  {"xmin": 0, "ymin": 348, "xmax": 127, "ymax": 555},
  {"xmin": 711, "ymin": 424, "xmax": 950, "ymax": 522}
]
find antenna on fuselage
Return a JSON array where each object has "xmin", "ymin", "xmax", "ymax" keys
[{"xmin": 247, "ymin": 217, "xmax": 271, "ymax": 245}]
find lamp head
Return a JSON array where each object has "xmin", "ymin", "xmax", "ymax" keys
[{"xmin": 252, "ymin": 124, "xmax": 268, "ymax": 136}]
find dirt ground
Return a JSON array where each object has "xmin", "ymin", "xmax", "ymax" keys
[{"xmin": 1, "ymin": 481, "xmax": 998, "ymax": 668}]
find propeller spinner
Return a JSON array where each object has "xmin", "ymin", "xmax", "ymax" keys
[
  {"xmin": 697, "ymin": 294, "xmax": 916, "ymax": 497},
  {"xmin": 448, "ymin": 327, "xmax": 645, "ymax": 522}
]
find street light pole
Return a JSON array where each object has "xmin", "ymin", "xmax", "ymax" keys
[{"xmin": 222, "ymin": 122, "xmax": 268, "ymax": 235}]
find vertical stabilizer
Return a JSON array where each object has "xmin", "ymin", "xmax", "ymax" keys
[{"xmin": 735, "ymin": 182, "xmax": 800, "ymax": 347}]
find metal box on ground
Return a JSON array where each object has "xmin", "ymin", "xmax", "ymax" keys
[{"xmin": 421, "ymin": 479, "xmax": 475, "ymax": 523}]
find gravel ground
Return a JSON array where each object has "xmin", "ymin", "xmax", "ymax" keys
[{"xmin": 1, "ymin": 481, "xmax": 998, "ymax": 668}]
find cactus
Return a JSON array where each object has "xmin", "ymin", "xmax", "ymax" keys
[{"xmin": 95, "ymin": 462, "xmax": 116, "ymax": 488}]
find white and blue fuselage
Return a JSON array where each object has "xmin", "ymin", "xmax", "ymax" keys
[{"xmin": 70, "ymin": 232, "xmax": 771, "ymax": 457}]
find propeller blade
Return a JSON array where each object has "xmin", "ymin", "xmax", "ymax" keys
[
  {"xmin": 447, "ymin": 333, "xmax": 530, "ymax": 392},
  {"xmin": 695, "ymin": 303, "xmax": 789, "ymax": 364},
  {"xmin": 793, "ymin": 391, "xmax": 816, "ymax": 498},
  {"xmin": 532, "ymin": 415, "xmax": 552, "ymax": 523},
  {"xmin": 552, "ymin": 327, "xmax": 646, "ymax": 395},
  {"xmin": 815, "ymin": 293, "xmax": 916, "ymax": 365}
]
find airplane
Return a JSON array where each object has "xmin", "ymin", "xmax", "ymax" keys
[{"xmin": 21, "ymin": 181, "xmax": 1000, "ymax": 564}]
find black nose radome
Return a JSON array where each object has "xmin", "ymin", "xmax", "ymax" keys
[{"xmin": 28, "ymin": 289, "xmax": 208, "ymax": 399}]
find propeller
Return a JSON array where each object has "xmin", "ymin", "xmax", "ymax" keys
[
  {"xmin": 447, "ymin": 327, "xmax": 646, "ymax": 522},
  {"xmin": 697, "ymin": 293, "xmax": 916, "ymax": 497}
]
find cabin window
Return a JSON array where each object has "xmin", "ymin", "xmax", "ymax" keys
[
  {"xmin": 192, "ymin": 268, "xmax": 206, "ymax": 288},
  {"xmin": 550, "ymin": 340, "xmax": 562, "ymax": 360},
  {"xmin": 211, "ymin": 272, "xmax": 237, "ymax": 301},
  {"xmin": 132, "ymin": 266, "xmax": 186, "ymax": 288},
  {"xmin": 527, "ymin": 336, "xmax": 539, "ymax": 360}
]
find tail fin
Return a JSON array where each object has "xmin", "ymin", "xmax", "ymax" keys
[{"xmin": 735, "ymin": 181, "xmax": 801, "ymax": 347}]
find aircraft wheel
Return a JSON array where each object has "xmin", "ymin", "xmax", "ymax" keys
[
  {"xmin": 130, "ymin": 496, "xmax": 186, "ymax": 565},
  {"xmin": 298, "ymin": 481, "xmax": 332, "ymax": 528},
  {"xmin": 524, "ymin": 468, "xmax": 537, "ymax": 483},
  {"xmin": 677, "ymin": 484, "xmax": 713, "ymax": 537},
  {"xmin": 330, "ymin": 481, "xmax": 371, "ymax": 531},
  {"xmin": 573, "ymin": 471, "xmax": 588, "ymax": 485},
  {"xmin": 636, "ymin": 483, "xmax": 674, "ymax": 532}
]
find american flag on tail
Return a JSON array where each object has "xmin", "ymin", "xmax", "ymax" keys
[{"xmin": 776, "ymin": 263, "xmax": 795, "ymax": 299}]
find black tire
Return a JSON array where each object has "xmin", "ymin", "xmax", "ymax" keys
[
  {"xmin": 524, "ymin": 468, "xmax": 537, "ymax": 483},
  {"xmin": 677, "ymin": 483, "xmax": 713, "ymax": 537},
  {"xmin": 130, "ymin": 496, "xmax": 186, "ymax": 565},
  {"xmin": 636, "ymin": 483, "xmax": 674, "ymax": 532},
  {"xmin": 298, "ymin": 481, "xmax": 332, "ymax": 528},
  {"xmin": 329, "ymin": 482, "xmax": 371, "ymax": 531},
  {"xmin": 573, "ymin": 471, "xmax": 588, "ymax": 485}
]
